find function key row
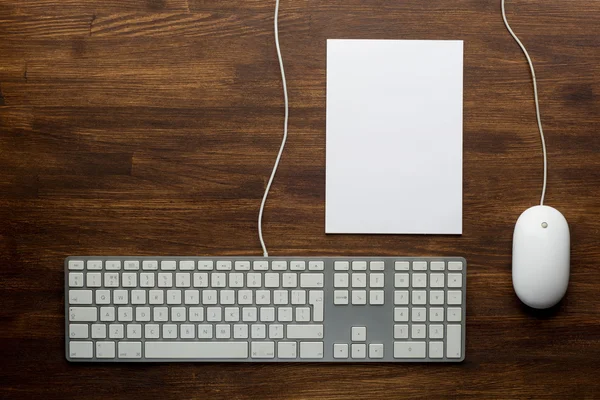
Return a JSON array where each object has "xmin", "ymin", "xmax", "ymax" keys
[{"xmin": 69, "ymin": 260, "xmax": 325, "ymax": 272}]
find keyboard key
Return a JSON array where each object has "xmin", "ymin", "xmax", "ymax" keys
[
  {"xmin": 216, "ymin": 324, "xmax": 231, "ymax": 339},
  {"xmin": 118, "ymin": 307, "xmax": 133, "ymax": 322},
  {"xmin": 251, "ymin": 342, "xmax": 275, "ymax": 358},
  {"xmin": 430, "ymin": 291, "xmax": 444, "ymax": 305},
  {"xmin": 193, "ymin": 273, "xmax": 208, "ymax": 288},
  {"xmin": 429, "ymin": 324, "xmax": 444, "ymax": 339},
  {"xmin": 411, "ymin": 324, "xmax": 426, "ymax": 339},
  {"xmin": 69, "ymin": 307, "xmax": 97, "ymax": 322},
  {"xmin": 394, "ymin": 290, "xmax": 409, "ymax": 305},
  {"xmin": 170, "ymin": 307, "xmax": 185, "ymax": 321},
  {"xmin": 203, "ymin": 290, "xmax": 217, "ymax": 305},
  {"xmin": 158, "ymin": 273, "xmax": 172, "ymax": 288},
  {"xmin": 149, "ymin": 290, "xmax": 164, "ymax": 305},
  {"xmin": 68, "ymin": 260, "xmax": 84, "ymax": 270},
  {"xmin": 145, "ymin": 324, "xmax": 160, "ymax": 339},
  {"xmin": 234, "ymin": 324, "xmax": 249, "ymax": 339},
  {"xmin": 242, "ymin": 307, "xmax": 257, "ymax": 322},
  {"xmin": 180, "ymin": 260, "xmax": 195, "ymax": 270},
  {"xmin": 268, "ymin": 324, "xmax": 284, "ymax": 339},
  {"xmin": 69, "ymin": 324, "xmax": 88, "ymax": 339},
  {"xmin": 394, "ymin": 273, "xmax": 409, "ymax": 288},
  {"xmin": 370, "ymin": 273, "xmax": 384, "ymax": 288},
  {"xmin": 69, "ymin": 341, "xmax": 93, "ymax": 358},
  {"xmin": 448, "ymin": 290, "xmax": 462, "ymax": 305},
  {"xmin": 448, "ymin": 307, "xmax": 462, "ymax": 322},
  {"xmin": 184, "ymin": 290, "xmax": 200, "ymax": 305},
  {"xmin": 394, "ymin": 261, "xmax": 409, "ymax": 271},
  {"xmin": 352, "ymin": 273, "xmax": 367, "ymax": 288},
  {"xmin": 412, "ymin": 261, "xmax": 427, "ymax": 270},
  {"xmin": 153, "ymin": 307, "xmax": 168, "ymax": 322},
  {"xmin": 370, "ymin": 261, "xmax": 385, "ymax": 271},
  {"xmin": 394, "ymin": 342, "xmax": 426, "ymax": 358},
  {"xmin": 273, "ymin": 290, "xmax": 288, "ymax": 305},
  {"xmin": 412, "ymin": 273, "xmax": 427, "ymax": 288},
  {"xmin": 69, "ymin": 290, "xmax": 93, "ymax": 305},
  {"xmin": 123, "ymin": 273, "xmax": 137, "ymax": 287},
  {"xmin": 113, "ymin": 290, "xmax": 128, "ymax": 304},
  {"xmin": 239, "ymin": 290, "xmax": 253, "ymax": 305},
  {"xmin": 430, "ymin": 307, "xmax": 444, "ymax": 322},
  {"xmin": 206, "ymin": 307, "xmax": 221, "ymax": 322},
  {"xmin": 180, "ymin": 324, "xmax": 195, "ymax": 339},
  {"xmin": 430, "ymin": 261, "xmax": 445, "ymax": 271},
  {"xmin": 394, "ymin": 324, "xmax": 408, "ymax": 339},
  {"xmin": 253, "ymin": 261, "xmax": 268, "ymax": 270},
  {"xmin": 146, "ymin": 342, "xmax": 248, "ymax": 359},
  {"xmin": 198, "ymin": 324, "xmax": 213, "ymax": 339},
  {"xmin": 412, "ymin": 290, "xmax": 426, "ymax": 305},
  {"xmin": 295, "ymin": 307, "xmax": 311, "ymax": 322},
  {"xmin": 105, "ymin": 260, "xmax": 121, "ymax": 270},
  {"xmin": 100, "ymin": 307, "xmax": 115, "ymax": 321},
  {"xmin": 278, "ymin": 342, "xmax": 297, "ymax": 358},
  {"xmin": 287, "ymin": 324, "xmax": 323, "ymax": 339},
  {"xmin": 300, "ymin": 342, "xmax": 324, "ymax": 359},
  {"xmin": 247, "ymin": 273, "xmax": 261, "ymax": 288},
  {"xmin": 161, "ymin": 261, "xmax": 176, "ymax": 270},
  {"xmin": 352, "ymin": 261, "xmax": 367, "ymax": 271},
  {"xmin": 265, "ymin": 273, "xmax": 279, "ymax": 288},
  {"xmin": 447, "ymin": 325, "xmax": 462, "ymax": 358},
  {"xmin": 91, "ymin": 324, "xmax": 106, "ymax": 339},
  {"xmin": 124, "ymin": 260, "xmax": 139, "ymax": 270},
  {"xmin": 309, "ymin": 261, "xmax": 324, "ymax": 271},
  {"xmin": 127, "ymin": 324, "xmax": 142, "ymax": 339},
  {"xmin": 301, "ymin": 273, "xmax": 324, "ymax": 288},
  {"xmin": 166, "ymin": 290, "xmax": 182, "ymax": 305},
  {"xmin": 86, "ymin": 273, "xmax": 101, "ymax": 287},
  {"xmin": 176, "ymin": 273, "xmax": 191, "ymax": 287},
  {"xmin": 163, "ymin": 324, "xmax": 178, "ymax": 339},
  {"xmin": 411, "ymin": 307, "xmax": 426, "ymax": 322},
  {"xmin": 448, "ymin": 273, "xmax": 463, "ymax": 288},
  {"xmin": 189, "ymin": 307, "xmax": 204, "ymax": 322},
  {"xmin": 260, "ymin": 307, "xmax": 275, "ymax": 322},
  {"xmin": 96, "ymin": 341, "xmax": 115, "ymax": 358},
  {"xmin": 220, "ymin": 290, "xmax": 235, "ymax": 305},
  {"xmin": 198, "ymin": 260, "xmax": 213, "ymax": 270},
  {"xmin": 334, "ymin": 261, "xmax": 349, "ymax": 270},
  {"xmin": 256, "ymin": 290, "xmax": 270, "ymax": 305},
  {"xmin": 87, "ymin": 260, "xmax": 102, "ymax": 270},
  {"xmin": 369, "ymin": 344, "xmax": 384, "ymax": 359},
  {"xmin": 140, "ymin": 273, "xmax": 155, "ymax": 287},
  {"xmin": 448, "ymin": 261, "xmax": 463, "ymax": 271},
  {"xmin": 334, "ymin": 273, "xmax": 349, "ymax": 288},
  {"xmin": 333, "ymin": 343, "xmax": 348, "ymax": 359},
  {"xmin": 234, "ymin": 261, "xmax": 250, "ymax": 271},
  {"xmin": 69, "ymin": 273, "xmax": 83, "ymax": 287},
  {"xmin": 351, "ymin": 343, "xmax": 366, "ymax": 359},
  {"xmin": 352, "ymin": 290, "xmax": 367, "ymax": 305},
  {"xmin": 369, "ymin": 290, "xmax": 384, "ymax": 305},
  {"xmin": 351, "ymin": 326, "xmax": 366, "ymax": 341},
  {"xmin": 290, "ymin": 261, "xmax": 306, "ymax": 271},
  {"xmin": 394, "ymin": 308, "xmax": 409, "ymax": 322},
  {"xmin": 278, "ymin": 307, "xmax": 293, "ymax": 322},
  {"xmin": 211, "ymin": 273, "xmax": 226, "ymax": 288},
  {"xmin": 430, "ymin": 273, "xmax": 444, "ymax": 288},
  {"xmin": 142, "ymin": 260, "xmax": 158, "ymax": 270},
  {"xmin": 96, "ymin": 290, "xmax": 110, "ymax": 304},
  {"xmin": 272, "ymin": 261, "xmax": 287, "ymax": 271},
  {"xmin": 334, "ymin": 290, "xmax": 349, "ymax": 305},
  {"xmin": 291, "ymin": 290, "xmax": 306, "ymax": 305},
  {"xmin": 251, "ymin": 324, "xmax": 266, "ymax": 339},
  {"xmin": 282, "ymin": 273, "xmax": 297, "ymax": 288},
  {"xmin": 109, "ymin": 324, "xmax": 124, "ymax": 339},
  {"xmin": 229, "ymin": 273, "xmax": 244, "ymax": 288},
  {"xmin": 429, "ymin": 342, "xmax": 443, "ymax": 358},
  {"xmin": 216, "ymin": 261, "xmax": 232, "ymax": 271}
]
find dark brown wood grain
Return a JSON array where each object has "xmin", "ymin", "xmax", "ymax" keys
[{"xmin": 1, "ymin": 0, "xmax": 599, "ymax": 398}]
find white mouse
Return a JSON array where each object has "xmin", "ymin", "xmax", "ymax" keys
[{"xmin": 512, "ymin": 205, "xmax": 570, "ymax": 309}]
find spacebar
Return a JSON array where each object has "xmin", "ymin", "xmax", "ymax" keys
[{"xmin": 145, "ymin": 342, "xmax": 248, "ymax": 359}]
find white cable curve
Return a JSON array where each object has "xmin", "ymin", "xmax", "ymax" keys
[
  {"xmin": 501, "ymin": 0, "xmax": 548, "ymax": 205},
  {"xmin": 258, "ymin": 0, "xmax": 289, "ymax": 257}
]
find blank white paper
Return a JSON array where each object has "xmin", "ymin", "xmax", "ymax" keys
[{"xmin": 326, "ymin": 39, "xmax": 463, "ymax": 234}]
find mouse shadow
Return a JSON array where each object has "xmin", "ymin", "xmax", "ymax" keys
[{"xmin": 517, "ymin": 299, "xmax": 564, "ymax": 319}]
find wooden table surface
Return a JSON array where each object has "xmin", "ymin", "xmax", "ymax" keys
[{"xmin": 1, "ymin": 0, "xmax": 599, "ymax": 398}]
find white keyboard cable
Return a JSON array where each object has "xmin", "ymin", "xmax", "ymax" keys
[
  {"xmin": 258, "ymin": 0, "xmax": 289, "ymax": 257},
  {"xmin": 501, "ymin": 0, "xmax": 548, "ymax": 205}
]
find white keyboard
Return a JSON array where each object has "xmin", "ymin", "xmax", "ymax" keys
[{"xmin": 65, "ymin": 257, "xmax": 466, "ymax": 362}]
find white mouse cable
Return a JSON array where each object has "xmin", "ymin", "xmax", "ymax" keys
[
  {"xmin": 258, "ymin": 0, "xmax": 289, "ymax": 257},
  {"xmin": 501, "ymin": 0, "xmax": 548, "ymax": 206}
]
